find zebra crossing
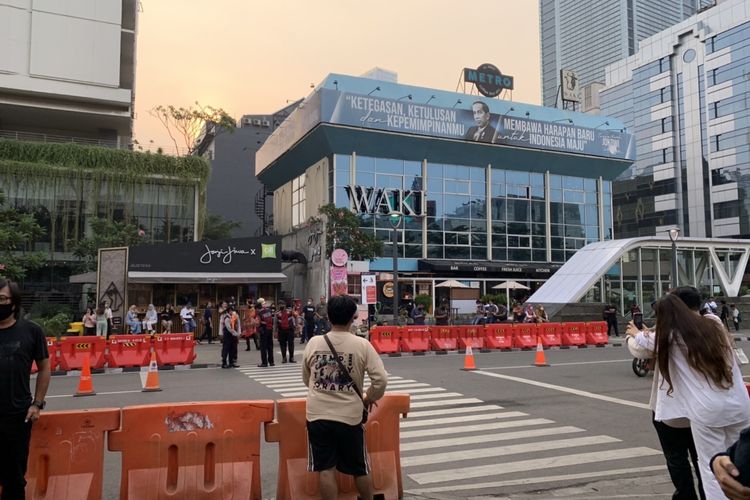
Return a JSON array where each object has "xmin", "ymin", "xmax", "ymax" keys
[{"xmin": 237, "ymin": 363, "xmax": 666, "ymax": 496}]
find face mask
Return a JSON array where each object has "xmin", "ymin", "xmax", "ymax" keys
[{"xmin": 0, "ymin": 303, "xmax": 14, "ymax": 321}]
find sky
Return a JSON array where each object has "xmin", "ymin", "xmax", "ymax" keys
[{"xmin": 133, "ymin": 1, "xmax": 541, "ymax": 154}]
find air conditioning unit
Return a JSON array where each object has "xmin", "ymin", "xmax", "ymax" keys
[
  {"xmin": 261, "ymin": 120, "xmax": 271, "ymax": 127},
  {"xmin": 242, "ymin": 117, "xmax": 252, "ymax": 126},
  {"xmin": 253, "ymin": 119, "xmax": 262, "ymax": 126}
]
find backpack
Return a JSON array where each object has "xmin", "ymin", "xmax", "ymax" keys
[
  {"xmin": 261, "ymin": 308, "xmax": 274, "ymax": 329},
  {"xmin": 278, "ymin": 310, "xmax": 291, "ymax": 330}
]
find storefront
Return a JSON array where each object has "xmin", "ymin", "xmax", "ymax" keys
[
  {"xmin": 97, "ymin": 237, "xmax": 285, "ymax": 333},
  {"xmin": 256, "ymin": 72, "xmax": 635, "ymax": 313}
]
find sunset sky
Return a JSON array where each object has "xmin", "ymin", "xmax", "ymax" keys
[{"xmin": 134, "ymin": 1, "xmax": 541, "ymax": 153}]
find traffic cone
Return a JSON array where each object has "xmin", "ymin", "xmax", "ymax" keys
[
  {"xmin": 533, "ymin": 337, "xmax": 550, "ymax": 367},
  {"xmin": 74, "ymin": 353, "xmax": 96, "ymax": 397},
  {"xmin": 461, "ymin": 345, "xmax": 477, "ymax": 371},
  {"xmin": 142, "ymin": 351, "xmax": 162, "ymax": 392}
]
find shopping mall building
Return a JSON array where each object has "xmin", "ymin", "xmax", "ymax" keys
[{"xmin": 256, "ymin": 72, "xmax": 635, "ymax": 313}]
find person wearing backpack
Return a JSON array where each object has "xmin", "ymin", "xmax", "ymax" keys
[
  {"xmin": 256, "ymin": 298, "xmax": 275, "ymax": 367},
  {"xmin": 276, "ymin": 301, "xmax": 296, "ymax": 363},
  {"xmin": 219, "ymin": 302, "xmax": 240, "ymax": 369}
]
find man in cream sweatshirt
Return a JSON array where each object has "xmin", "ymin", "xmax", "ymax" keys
[{"xmin": 302, "ymin": 295, "xmax": 387, "ymax": 500}]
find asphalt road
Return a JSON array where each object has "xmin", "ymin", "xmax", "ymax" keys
[{"xmin": 41, "ymin": 339, "xmax": 750, "ymax": 499}]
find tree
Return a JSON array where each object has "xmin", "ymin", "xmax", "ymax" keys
[
  {"xmin": 72, "ymin": 218, "xmax": 146, "ymax": 272},
  {"xmin": 312, "ymin": 204, "xmax": 384, "ymax": 261},
  {"xmin": 150, "ymin": 102, "xmax": 236, "ymax": 155},
  {"xmin": 201, "ymin": 213, "xmax": 242, "ymax": 241},
  {"xmin": 0, "ymin": 191, "xmax": 46, "ymax": 281}
]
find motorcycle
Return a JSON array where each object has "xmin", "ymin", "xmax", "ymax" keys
[{"xmin": 632, "ymin": 357, "xmax": 654, "ymax": 377}]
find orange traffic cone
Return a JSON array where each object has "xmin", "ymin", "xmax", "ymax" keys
[
  {"xmin": 142, "ymin": 351, "xmax": 162, "ymax": 392},
  {"xmin": 461, "ymin": 345, "xmax": 477, "ymax": 371},
  {"xmin": 74, "ymin": 353, "xmax": 96, "ymax": 397},
  {"xmin": 533, "ymin": 337, "xmax": 550, "ymax": 367}
]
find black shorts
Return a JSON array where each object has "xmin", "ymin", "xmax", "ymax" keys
[{"xmin": 306, "ymin": 419, "xmax": 369, "ymax": 476}]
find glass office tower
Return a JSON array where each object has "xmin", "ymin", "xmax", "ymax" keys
[
  {"xmin": 540, "ymin": 0, "xmax": 714, "ymax": 108},
  {"xmin": 600, "ymin": 0, "xmax": 750, "ymax": 238}
]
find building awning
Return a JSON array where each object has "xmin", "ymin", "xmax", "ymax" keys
[
  {"xmin": 69, "ymin": 271, "xmax": 97, "ymax": 284},
  {"xmin": 128, "ymin": 272, "xmax": 288, "ymax": 284}
]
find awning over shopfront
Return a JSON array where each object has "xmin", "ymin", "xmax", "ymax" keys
[
  {"xmin": 128, "ymin": 271, "xmax": 287, "ymax": 284},
  {"xmin": 418, "ymin": 260, "xmax": 560, "ymax": 278}
]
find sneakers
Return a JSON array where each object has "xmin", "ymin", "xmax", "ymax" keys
[
  {"xmin": 257, "ymin": 363, "xmax": 268, "ymax": 368},
  {"xmin": 221, "ymin": 364, "xmax": 230, "ymax": 369},
  {"xmin": 231, "ymin": 363, "xmax": 240, "ymax": 368},
  {"xmin": 289, "ymin": 358, "xmax": 297, "ymax": 363},
  {"xmin": 282, "ymin": 358, "xmax": 287, "ymax": 364}
]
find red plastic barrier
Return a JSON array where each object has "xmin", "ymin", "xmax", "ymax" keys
[
  {"xmin": 400, "ymin": 326, "xmax": 430, "ymax": 352},
  {"xmin": 369, "ymin": 326, "xmax": 401, "ymax": 354},
  {"xmin": 586, "ymin": 321, "xmax": 609, "ymax": 345},
  {"xmin": 153, "ymin": 333, "xmax": 196, "ymax": 366},
  {"xmin": 538, "ymin": 322, "xmax": 563, "ymax": 348},
  {"xmin": 561, "ymin": 322, "xmax": 587, "ymax": 346},
  {"xmin": 107, "ymin": 335, "xmax": 152, "ymax": 368},
  {"xmin": 458, "ymin": 325, "xmax": 485, "ymax": 349},
  {"xmin": 428, "ymin": 326, "xmax": 458, "ymax": 351},
  {"xmin": 26, "ymin": 408, "xmax": 120, "ymax": 500},
  {"xmin": 109, "ymin": 401, "xmax": 274, "ymax": 500},
  {"xmin": 512, "ymin": 323, "xmax": 538, "ymax": 349},
  {"xmin": 485, "ymin": 323, "xmax": 513, "ymax": 349},
  {"xmin": 57, "ymin": 336, "xmax": 107, "ymax": 371}
]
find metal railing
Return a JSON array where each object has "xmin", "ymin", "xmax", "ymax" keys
[{"xmin": 0, "ymin": 130, "xmax": 122, "ymax": 149}]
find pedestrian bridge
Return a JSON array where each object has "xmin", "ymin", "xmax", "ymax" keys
[{"xmin": 528, "ymin": 237, "xmax": 750, "ymax": 316}]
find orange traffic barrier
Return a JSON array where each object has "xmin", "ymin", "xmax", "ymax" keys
[
  {"xmin": 533, "ymin": 337, "xmax": 550, "ymax": 367},
  {"xmin": 57, "ymin": 336, "xmax": 107, "ymax": 371},
  {"xmin": 458, "ymin": 325, "xmax": 486, "ymax": 350},
  {"xmin": 26, "ymin": 408, "xmax": 120, "ymax": 500},
  {"xmin": 265, "ymin": 393, "xmax": 410, "ymax": 500},
  {"xmin": 538, "ymin": 322, "xmax": 563, "ymax": 348},
  {"xmin": 369, "ymin": 326, "xmax": 401, "ymax": 354},
  {"xmin": 512, "ymin": 323, "xmax": 538, "ymax": 349},
  {"xmin": 585, "ymin": 321, "xmax": 610, "ymax": 345},
  {"xmin": 153, "ymin": 333, "xmax": 196, "ymax": 366},
  {"xmin": 428, "ymin": 326, "xmax": 458, "ymax": 351},
  {"xmin": 399, "ymin": 326, "xmax": 430, "ymax": 352},
  {"xmin": 107, "ymin": 334, "xmax": 152, "ymax": 368},
  {"xmin": 484, "ymin": 323, "xmax": 513, "ymax": 350},
  {"xmin": 33, "ymin": 338, "xmax": 58, "ymax": 374},
  {"xmin": 74, "ymin": 354, "xmax": 95, "ymax": 397},
  {"xmin": 561, "ymin": 322, "xmax": 587, "ymax": 347},
  {"xmin": 108, "ymin": 401, "xmax": 275, "ymax": 500},
  {"xmin": 142, "ymin": 351, "xmax": 161, "ymax": 392},
  {"xmin": 461, "ymin": 345, "xmax": 477, "ymax": 371}
]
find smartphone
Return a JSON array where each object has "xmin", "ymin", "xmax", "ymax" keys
[{"xmin": 633, "ymin": 312, "xmax": 644, "ymax": 330}]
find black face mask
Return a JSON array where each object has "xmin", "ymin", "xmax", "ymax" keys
[{"xmin": 0, "ymin": 304, "xmax": 14, "ymax": 321}]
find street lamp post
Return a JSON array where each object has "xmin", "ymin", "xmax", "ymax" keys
[
  {"xmin": 667, "ymin": 227, "xmax": 680, "ymax": 289},
  {"xmin": 389, "ymin": 212, "xmax": 403, "ymax": 325}
]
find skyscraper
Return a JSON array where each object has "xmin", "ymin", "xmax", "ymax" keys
[
  {"xmin": 600, "ymin": 0, "xmax": 750, "ymax": 239},
  {"xmin": 540, "ymin": 0, "xmax": 714, "ymax": 110}
]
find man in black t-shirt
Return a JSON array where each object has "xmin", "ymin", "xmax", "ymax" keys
[
  {"xmin": 302, "ymin": 298, "xmax": 316, "ymax": 344},
  {"xmin": 0, "ymin": 279, "xmax": 50, "ymax": 498}
]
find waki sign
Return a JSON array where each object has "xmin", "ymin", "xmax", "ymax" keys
[{"xmin": 345, "ymin": 185, "xmax": 424, "ymax": 216}]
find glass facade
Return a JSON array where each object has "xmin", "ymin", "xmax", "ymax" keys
[
  {"xmin": 1, "ymin": 174, "xmax": 198, "ymax": 253},
  {"xmin": 602, "ymin": 8, "xmax": 750, "ymax": 239},
  {"xmin": 540, "ymin": 0, "xmax": 711, "ymax": 108},
  {"xmin": 333, "ymin": 153, "xmax": 610, "ymax": 263}
]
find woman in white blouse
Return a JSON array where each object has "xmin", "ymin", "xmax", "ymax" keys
[{"xmin": 654, "ymin": 293, "xmax": 750, "ymax": 499}]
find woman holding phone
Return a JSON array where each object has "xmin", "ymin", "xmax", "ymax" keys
[{"xmin": 653, "ymin": 293, "xmax": 750, "ymax": 499}]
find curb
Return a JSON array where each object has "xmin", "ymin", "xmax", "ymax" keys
[
  {"xmin": 46, "ymin": 362, "xmax": 221, "ymax": 377},
  {"xmin": 381, "ymin": 342, "xmax": 625, "ymax": 357}
]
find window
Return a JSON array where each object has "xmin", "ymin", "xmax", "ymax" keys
[
  {"xmin": 291, "ymin": 174, "xmax": 306, "ymax": 227},
  {"xmin": 709, "ymin": 101, "xmax": 719, "ymax": 119},
  {"xmin": 660, "ymin": 87, "xmax": 668, "ymax": 104},
  {"xmin": 706, "ymin": 36, "xmax": 715, "ymax": 54},
  {"xmin": 661, "ymin": 117, "xmax": 673, "ymax": 133},
  {"xmin": 708, "ymin": 68, "xmax": 717, "ymax": 86},
  {"xmin": 712, "ymin": 134, "xmax": 722, "ymax": 152}
]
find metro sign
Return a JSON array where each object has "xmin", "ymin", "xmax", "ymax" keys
[{"xmin": 345, "ymin": 185, "xmax": 424, "ymax": 216}]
